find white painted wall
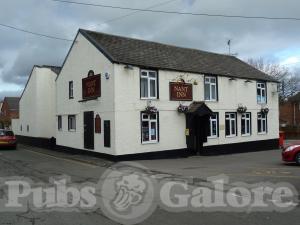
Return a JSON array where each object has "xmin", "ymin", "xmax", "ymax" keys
[
  {"xmin": 13, "ymin": 67, "xmax": 57, "ymax": 138},
  {"xmin": 114, "ymin": 65, "xmax": 279, "ymax": 155},
  {"xmin": 55, "ymin": 33, "xmax": 116, "ymax": 155}
]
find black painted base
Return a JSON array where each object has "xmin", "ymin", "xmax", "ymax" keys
[{"xmin": 16, "ymin": 135, "xmax": 279, "ymax": 161}]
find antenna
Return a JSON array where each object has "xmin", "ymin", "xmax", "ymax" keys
[{"xmin": 226, "ymin": 39, "xmax": 238, "ymax": 56}]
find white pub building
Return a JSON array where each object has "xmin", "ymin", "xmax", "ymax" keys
[{"xmin": 14, "ymin": 29, "xmax": 279, "ymax": 158}]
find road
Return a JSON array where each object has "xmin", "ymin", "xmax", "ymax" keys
[{"xmin": 0, "ymin": 145, "xmax": 299, "ymax": 225}]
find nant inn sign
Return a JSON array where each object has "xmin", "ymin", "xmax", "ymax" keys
[
  {"xmin": 169, "ymin": 82, "xmax": 193, "ymax": 101},
  {"xmin": 82, "ymin": 74, "xmax": 101, "ymax": 100}
]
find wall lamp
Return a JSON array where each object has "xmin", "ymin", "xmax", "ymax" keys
[
  {"xmin": 229, "ymin": 77, "xmax": 237, "ymax": 81},
  {"xmin": 245, "ymin": 80, "xmax": 252, "ymax": 83},
  {"xmin": 124, "ymin": 64, "xmax": 134, "ymax": 70}
]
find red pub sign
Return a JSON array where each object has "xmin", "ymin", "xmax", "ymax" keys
[
  {"xmin": 82, "ymin": 74, "xmax": 101, "ymax": 99},
  {"xmin": 169, "ymin": 82, "xmax": 193, "ymax": 101}
]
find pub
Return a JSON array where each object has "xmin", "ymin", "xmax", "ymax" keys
[{"xmin": 15, "ymin": 29, "xmax": 280, "ymax": 157}]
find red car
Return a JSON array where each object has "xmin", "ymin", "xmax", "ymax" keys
[
  {"xmin": 0, "ymin": 129, "xmax": 17, "ymax": 149},
  {"xmin": 282, "ymin": 143, "xmax": 300, "ymax": 165}
]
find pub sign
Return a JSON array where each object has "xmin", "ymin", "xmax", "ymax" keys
[
  {"xmin": 169, "ymin": 82, "xmax": 193, "ymax": 101},
  {"xmin": 82, "ymin": 74, "xmax": 101, "ymax": 99}
]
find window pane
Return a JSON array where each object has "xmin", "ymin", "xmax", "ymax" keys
[
  {"xmin": 211, "ymin": 85, "xmax": 216, "ymax": 100},
  {"xmin": 263, "ymin": 120, "xmax": 266, "ymax": 132},
  {"xmin": 231, "ymin": 120, "xmax": 235, "ymax": 135},
  {"xmin": 258, "ymin": 120, "xmax": 261, "ymax": 133},
  {"xmin": 226, "ymin": 119, "xmax": 230, "ymax": 136},
  {"xmin": 241, "ymin": 119, "xmax": 245, "ymax": 134},
  {"xmin": 141, "ymin": 71, "xmax": 147, "ymax": 76},
  {"xmin": 150, "ymin": 122, "xmax": 157, "ymax": 140},
  {"xmin": 142, "ymin": 121, "xmax": 149, "ymax": 142},
  {"xmin": 150, "ymin": 79, "xmax": 156, "ymax": 97},
  {"xmin": 149, "ymin": 71, "xmax": 156, "ymax": 78},
  {"xmin": 204, "ymin": 83, "xmax": 210, "ymax": 100},
  {"xmin": 230, "ymin": 114, "xmax": 235, "ymax": 119},
  {"xmin": 210, "ymin": 77, "xmax": 216, "ymax": 83},
  {"xmin": 150, "ymin": 114, "xmax": 156, "ymax": 120},
  {"xmin": 141, "ymin": 78, "xmax": 148, "ymax": 98},
  {"xmin": 212, "ymin": 121, "xmax": 217, "ymax": 136},
  {"xmin": 246, "ymin": 120, "xmax": 250, "ymax": 133}
]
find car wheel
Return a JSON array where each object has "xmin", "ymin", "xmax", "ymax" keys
[{"xmin": 296, "ymin": 153, "xmax": 300, "ymax": 165}]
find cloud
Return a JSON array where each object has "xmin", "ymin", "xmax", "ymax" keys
[{"xmin": 0, "ymin": 0, "xmax": 300, "ymax": 91}]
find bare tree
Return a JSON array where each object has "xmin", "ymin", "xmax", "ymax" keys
[{"xmin": 247, "ymin": 57, "xmax": 299, "ymax": 101}]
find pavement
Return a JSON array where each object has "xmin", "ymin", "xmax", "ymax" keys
[{"xmin": 0, "ymin": 143, "xmax": 299, "ymax": 225}]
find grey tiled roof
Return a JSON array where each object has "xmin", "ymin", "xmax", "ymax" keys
[
  {"xmin": 80, "ymin": 29, "xmax": 276, "ymax": 82},
  {"xmin": 4, "ymin": 97, "xmax": 20, "ymax": 111}
]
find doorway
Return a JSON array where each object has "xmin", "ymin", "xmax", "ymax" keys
[{"xmin": 84, "ymin": 111, "xmax": 94, "ymax": 150}]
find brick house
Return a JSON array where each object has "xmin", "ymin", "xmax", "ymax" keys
[
  {"xmin": 279, "ymin": 93, "xmax": 300, "ymax": 127},
  {"xmin": 0, "ymin": 97, "xmax": 20, "ymax": 128}
]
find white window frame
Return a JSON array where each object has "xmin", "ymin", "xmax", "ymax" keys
[
  {"xmin": 68, "ymin": 115, "xmax": 76, "ymax": 132},
  {"xmin": 257, "ymin": 82, "xmax": 266, "ymax": 104},
  {"xmin": 69, "ymin": 81, "xmax": 74, "ymax": 99},
  {"xmin": 141, "ymin": 113, "xmax": 158, "ymax": 144},
  {"xmin": 58, "ymin": 115, "xmax": 62, "ymax": 131},
  {"xmin": 225, "ymin": 113, "xmax": 237, "ymax": 137},
  {"xmin": 241, "ymin": 113, "xmax": 251, "ymax": 136},
  {"xmin": 257, "ymin": 113, "xmax": 267, "ymax": 134},
  {"xmin": 204, "ymin": 76, "xmax": 217, "ymax": 101},
  {"xmin": 208, "ymin": 113, "xmax": 218, "ymax": 138},
  {"xmin": 140, "ymin": 70, "xmax": 158, "ymax": 99}
]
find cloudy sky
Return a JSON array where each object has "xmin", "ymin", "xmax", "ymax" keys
[{"xmin": 0, "ymin": 0, "xmax": 300, "ymax": 100}]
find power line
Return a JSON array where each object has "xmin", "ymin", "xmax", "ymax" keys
[
  {"xmin": 0, "ymin": 23, "xmax": 73, "ymax": 41},
  {"xmin": 51, "ymin": 0, "xmax": 300, "ymax": 22}
]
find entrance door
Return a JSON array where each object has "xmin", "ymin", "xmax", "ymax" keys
[
  {"xmin": 84, "ymin": 111, "xmax": 94, "ymax": 150},
  {"xmin": 186, "ymin": 115, "xmax": 210, "ymax": 154}
]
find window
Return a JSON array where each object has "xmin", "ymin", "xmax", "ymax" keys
[
  {"xmin": 20, "ymin": 125, "xmax": 22, "ymax": 131},
  {"xmin": 257, "ymin": 82, "xmax": 266, "ymax": 103},
  {"xmin": 141, "ymin": 113, "xmax": 158, "ymax": 143},
  {"xmin": 58, "ymin": 116, "xmax": 62, "ymax": 131},
  {"xmin": 241, "ymin": 113, "xmax": 251, "ymax": 136},
  {"xmin": 204, "ymin": 76, "xmax": 217, "ymax": 101},
  {"xmin": 208, "ymin": 113, "xmax": 218, "ymax": 138},
  {"xmin": 68, "ymin": 115, "xmax": 76, "ymax": 131},
  {"xmin": 69, "ymin": 81, "xmax": 74, "ymax": 99},
  {"xmin": 225, "ymin": 113, "xmax": 237, "ymax": 137},
  {"xmin": 27, "ymin": 125, "xmax": 29, "ymax": 132},
  {"xmin": 140, "ymin": 70, "xmax": 158, "ymax": 99},
  {"xmin": 257, "ymin": 113, "xmax": 267, "ymax": 134}
]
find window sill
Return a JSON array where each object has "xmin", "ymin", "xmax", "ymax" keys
[
  {"xmin": 68, "ymin": 129, "xmax": 76, "ymax": 132},
  {"xmin": 225, "ymin": 135, "xmax": 237, "ymax": 138},
  {"xmin": 258, "ymin": 132, "xmax": 267, "ymax": 135},
  {"xmin": 140, "ymin": 97, "xmax": 158, "ymax": 100},
  {"xmin": 208, "ymin": 136, "xmax": 218, "ymax": 139},
  {"xmin": 241, "ymin": 134, "xmax": 251, "ymax": 137},
  {"xmin": 142, "ymin": 141, "xmax": 158, "ymax": 145}
]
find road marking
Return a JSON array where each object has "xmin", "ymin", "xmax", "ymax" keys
[{"xmin": 23, "ymin": 149, "xmax": 98, "ymax": 169}]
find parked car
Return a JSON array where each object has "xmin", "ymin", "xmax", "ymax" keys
[
  {"xmin": 282, "ymin": 143, "xmax": 300, "ymax": 165},
  {"xmin": 0, "ymin": 129, "xmax": 17, "ymax": 149}
]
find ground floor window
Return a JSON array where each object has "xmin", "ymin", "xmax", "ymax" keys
[
  {"xmin": 68, "ymin": 115, "xmax": 76, "ymax": 131},
  {"xmin": 141, "ymin": 112, "xmax": 158, "ymax": 143},
  {"xmin": 225, "ymin": 112, "xmax": 237, "ymax": 137},
  {"xmin": 208, "ymin": 113, "xmax": 218, "ymax": 138},
  {"xmin": 241, "ymin": 113, "xmax": 251, "ymax": 136},
  {"xmin": 58, "ymin": 115, "xmax": 62, "ymax": 131},
  {"xmin": 257, "ymin": 113, "xmax": 267, "ymax": 134}
]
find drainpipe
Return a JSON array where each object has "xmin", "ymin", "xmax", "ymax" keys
[{"xmin": 294, "ymin": 103, "xmax": 296, "ymax": 126}]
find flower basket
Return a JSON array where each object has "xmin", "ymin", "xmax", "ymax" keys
[
  {"xmin": 261, "ymin": 107, "xmax": 269, "ymax": 115},
  {"xmin": 144, "ymin": 106, "xmax": 158, "ymax": 115},
  {"xmin": 237, "ymin": 106, "xmax": 247, "ymax": 114},
  {"xmin": 177, "ymin": 104, "xmax": 189, "ymax": 113}
]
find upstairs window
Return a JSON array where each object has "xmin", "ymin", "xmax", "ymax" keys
[
  {"xmin": 257, "ymin": 82, "xmax": 266, "ymax": 103},
  {"xmin": 141, "ymin": 113, "xmax": 158, "ymax": 143},
  {"xmin": 58, "ymin": 116, "xmax": 62, "ymax": 131},
  {"xmin": 208, "ymin": 113, "xmax": 218, "ymax": 138},
  {"xmin": 69, "ymin": 81, "xmax": 74, "ymax": 99},
  {"xmin": 140, "ymin": 70, "xmax": 158, "ymax": 99},
  {"xmin": 68, "ymin": 115, "xmax": 76, "ymax": 131},
  {"xmin": 241, "ymin": 113, "xmax": 251, "ymax": 136},
  {"xmin": 257, "ymin": 113, "xmax": 267, "ymax": 134},
  {"xmin": 225, "ymin": 113, "xmax": 237, "ymax": 137},
  {"xmin": 204, "ymin": 76, "xmax": 217, "ymax": 101}
]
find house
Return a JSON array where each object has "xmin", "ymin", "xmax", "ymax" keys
[
  {"xmin": 279, "ymin": 92, "xmax": 300, "ymax": 127},
  {"xmin": 0, "ymin": 97, "xmax": 20, "ymax": 129},
  {"xmin": 12, "ymin": 65, "xmax": 61, "ymax": 146},
  {"xmin": 0, "ymin": 101, "xmax": 3, "ymax": 129},
  {"xmin": 53, "ymin": 29, "xmax": 279, "ymax": 157}
]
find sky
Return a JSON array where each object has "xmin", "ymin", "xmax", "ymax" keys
[{"xmin": 0, "ymin": 0, "xmax": 300, "ymax": 100}]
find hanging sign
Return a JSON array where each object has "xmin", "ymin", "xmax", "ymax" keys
[
  {"xmin": 169, "ymin": 82, "xmax": 193, "ymax": 101},
  {"xmin": 82, "ymin": 74, "xmax": 101, "ymax": 99}
]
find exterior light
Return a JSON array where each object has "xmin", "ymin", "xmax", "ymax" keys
[
  {"xmin": 229, "ymin": 77, "xmax": 236, "ymax": 81},
  {"xmin": 245, "ymin": 80, "xmax": 252, "ymax": 83},
  {"xmin": 124, "ymin": 65, "xmax": 133, "ymax": 70}
]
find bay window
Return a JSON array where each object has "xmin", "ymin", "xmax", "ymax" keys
[
  {"xmin": 141, "ymin": 113, "xmax": 158, "ymax": 143},
  {"xmin": 225, "ymin": 113, "xmax": 237, "ymax": 137},
  {"xmin": 140, "ymin": 70, "xmax": 158, "ymax": 99}
]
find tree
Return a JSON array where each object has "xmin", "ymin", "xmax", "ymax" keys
[{"xmin": 247, "ymin": 58, "xmax": 299, "ymax": 101}]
